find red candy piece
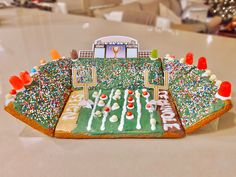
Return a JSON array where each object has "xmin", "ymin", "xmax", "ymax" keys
[
  {"xmin": 128, "ymin": 103, "xmax": 134, "ymax": 108},
  {"xmin": 19, "ymin": 71, "xmax": 32, "ymax": 85},
  {"xmin": 146, "ymin": 104, "xmax": 151, "ymax": 108},
  {"xmin": 126, "ymin": 111, "xmax": 133, "ymax": 116},
  {"xmin": 128, "ymin": 90, "xmax": 133, "ymax": 94},
  {"xmin": 9, "ymin": 76, "xmax": 24, "ymax": 91},
  {"xmin": 218, "ymin": 81, "xmax": 231, "ymax": 97},
  {"xmin": 104, "ymin": 107, "xmax": 110, "ymax": 112},
  {"xmin": 128, "ymin": 96, "xmax": 133, "ymax": 101},
  {"xmin": 101, "ymin": 94, "xmax": 107, "ymax": 98},
  {"xmin": 143, "ymin": 91, "xmax": 148, "ymax": 96},
  {"xmin": 50, "ymin": 49, "xmax": 61, "ymax": 60},
  {"xmin": 185, "ymin": 52, "xmax": 193, "ymax": 65},
  {"xmin": 10, "ymin": 89, "xmax": 16, "ymax": 95},
  {"xmin": 197, "ymin": 57, "xmax": 207, "ymax": 70}
]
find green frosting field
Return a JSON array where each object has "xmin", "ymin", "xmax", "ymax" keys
[{"xmin": 72, "ymin": 89, "xmax": 164, "ymax": 136}]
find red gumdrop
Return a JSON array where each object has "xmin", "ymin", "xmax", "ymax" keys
[
  {"xmin": 19, "ymin": 71, "xmax": 32, "ymax": 85},
  {"xmin": 218, "ymin": 81, "xmax": 231, "ymax": 97},
  {"xmin": 197, "ymin": 57, "xmax": 207, "ymax": 70},
  {"xmin": 10, "ymin": 89, "xmax": 16, "ymax": 95},
  {"xmin": 9, "ymin": 76, "xmax": 24, "ymax": 91},
  {"xmin": 185, "ymin": 52, "xmax": 193, "ymax": 65}
]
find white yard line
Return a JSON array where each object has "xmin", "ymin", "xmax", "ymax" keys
[
  {"xmin": 100, "ymin": 89, "xmax": 114, "ymax": 131},
  {"xmin": 145, "ymin": 92, "xmax": 156, "ymax": 131},
  {"xmin": 87, "ymin": 90, "xmax": 102, "ymax": 131},
  {"xmin": 118, "ymin": 89, "xmax": 128, "ymax": 131},
  {"xmin": 135, "ymin": 90, "xmax": 142, "ymax": 130}
]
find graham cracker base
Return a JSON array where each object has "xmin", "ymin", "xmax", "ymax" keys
[
  {"xmin": 4, "ymin": 102, "xmax": 54, "ymax": 136},
  {"xmin": 185, "ymin": 100, "xmax": 233, "ymax": 134}
]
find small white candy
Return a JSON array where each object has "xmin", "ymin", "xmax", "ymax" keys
[
  {"xmin": 179, "ymin": 58, "xmax": 185, "ymax": 63},
  {"xmin": 92, "ymin": 91, "xmax": 99, "ymax": 98},
  {"xmin": 95, "ymin": 110, "xmax": 102, "ymax": 118},
  {"xmin": 109, "ymin": 115, "xmax": 118, "ymax": 123},
  {"xmin": 115, "ymin": 89, "xmax": 121, "ymax": 95},
  {"xmin": 202, "ymin": 69, "xmax": 211, "ymax": 77},
  {"xmin": 98, "ymin": 100, "xmax": 105, "ymax": 107},
  {"xmin": 209, "ymin": 74, "xmax": 217, "ymax": 81},
  {"xmin": 111, "ymin": 103, "xmax": 120, "ymax": 110}
]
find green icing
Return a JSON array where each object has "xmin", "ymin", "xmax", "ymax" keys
[{"xmin": 72, "ymin": 89, "xmax": 164, "ymax": 136}]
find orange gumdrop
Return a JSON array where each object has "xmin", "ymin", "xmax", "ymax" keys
[
  {"xmin": 9, "ymin": 76, "xmax": 24, "ymax": 91},
  {"xmin": 19, "ymin": 71, "xmax": 32, "ymax": 85},
  {"xmin": 50, "ymin": 49, "xmax": 61, "ymax": 60}
]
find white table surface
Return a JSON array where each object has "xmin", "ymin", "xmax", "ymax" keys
[{"xmin": 0, "ymin": 8, "xmax": 236, "ymax": 177}]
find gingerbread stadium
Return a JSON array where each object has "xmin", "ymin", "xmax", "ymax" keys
[{"xmin": 4, "ymin": 36, "xmax": 232, "ymax": 139}]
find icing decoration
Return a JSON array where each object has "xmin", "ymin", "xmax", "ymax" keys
[
  {"xmin": 157, "ymin": 90, "xmax": 180, "ymax": 130},
  {"xmin": 100, "ymin": 89, "xmax": 114, "ymax": 131},
  {"xmin": 118, "ymin": 89, "xmax": 128, "ymax": 131},
  {"xmin": 9, "ymin": 76, "xmax": 24, "ymax": 91},
  {"xmin": 40, "ymin": 59, "xmax": 47, "ymax": 65},
  {"xmin": 197, "ymin": 57, "xmax": 207, "ymax": 70},
  {"xmin": 185, "ymin": 52, "xmax": 193, "ymax": 65},
  {"xmin": 135, "ymin": 90, "xmax": 142, "ymax": 129},
  {"xmin": 126, "ymin": 111, "xmax": 134, "ymax": 120},
  {"xmin": 71, "ymin": 49, "xmax": 78, "ymax": 61},
  {"xmin": 87, "ymin": 90, "xmax": 101, "ymax": 131},
  {"xmin": 19, "ymin": 71, "xmax": 33, "ymax": 85},
  {"xmin": 215, "ymin": 81, "xmax": 232, "ymax": 100},
  {"xmin": 150, "ymin": 118, "xmax": 156, "ymax": 131},
  {"xmin": 50, "ymin": 49, "xmax": 61, "ymax": 60},
  {"xmin": 109, "ymin": 115, "xmax": 118, "ymax": 123}
]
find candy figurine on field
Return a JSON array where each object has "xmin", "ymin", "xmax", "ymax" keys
[{"xmin": 4, "ymin": 36, "xmax": 233, "ymax": 139}]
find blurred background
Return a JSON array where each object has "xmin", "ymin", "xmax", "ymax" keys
[{"xmin": 0, "ymin": 0, "xmax": 236, "ymax": 37}]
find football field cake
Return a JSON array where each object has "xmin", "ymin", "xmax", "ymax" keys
[{"xmin": 4, "ymin": 36, "xmax": 232, "ymax": 139}]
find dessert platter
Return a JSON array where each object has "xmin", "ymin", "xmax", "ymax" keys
[{"xmin": 4, "ymin": 36, "xmax": 233, "ymax": 139}]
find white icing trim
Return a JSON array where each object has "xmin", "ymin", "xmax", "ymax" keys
[
  {"xmin": 118, "ymin": 89, "xmax": 128, "ymax": 131},
  {"xmin": 87, "ymin": 90, "xmax": 102, "ymax": 131},
  {"xmin": 135, "ymin": 90, "xmax": 142, "ymax": 130},
  {"xmin": 215, "ymin": 92, "xmax": 231, "ymax": 101},
  {"xmin": 100, "ymin": 89, "xmax": 114, "ymax": 131}
]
